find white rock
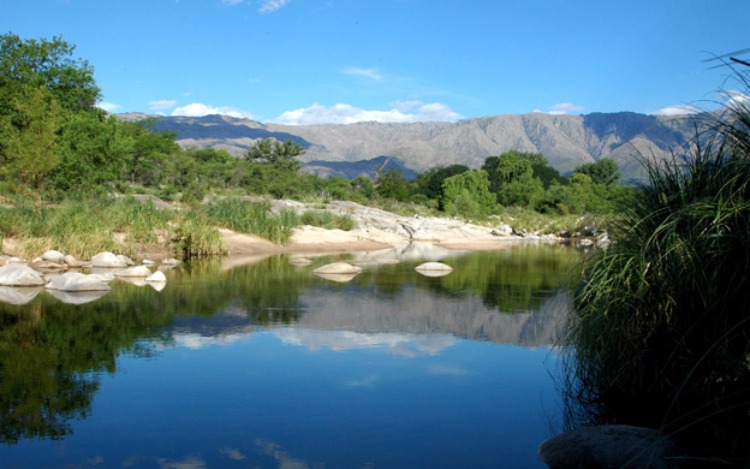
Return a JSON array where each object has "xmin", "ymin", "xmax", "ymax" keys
[
  {"xmin": 415, "ymin": 262, "xmax": 453, "ymax": 273},
  {"xmin": 313, "ymin": 262, "xmax": 363, "ymax": 275},
  {"xmin": 63, "ymin": 254, "xmax": 87, "ymax": 268},
  {"xmin": 161, "ymin": 258, "xmax": 181, "ymax": 266},
  {"xmin": 0, "ymin": 263, "xmax": 47, "ymax": 286},
  {"xmin": 91, "ymin": 252, "xmax": 129, "ymax": 268},
  {"xmin": 41, "ymin": 250, "xmax": 66, "ymax": 262},
  {"xmin": 0, "ymin": 286, "xmax": 42, "ymax": 305},
  {"xmin": 116, "ymin": 255, "xmax": 135, "ymax": 266},
  {"xmin": 47, "ymin": 289, "xmax": 109, "ymax": 305},
  {"xmin": 114, "ymin": 265, "xmax": 152, "ymax": 278}
]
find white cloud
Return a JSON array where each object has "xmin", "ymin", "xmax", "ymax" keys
[
  {"xmin": 652, "ymin": 105, "xmax": 700, "ymax": 116},
  {"xmin": 148, "ymin": 99, "xmax": 177, "ymax": 111},
  {"xmin": 96, "ymin": 101, "xmax": 119, "ymax": 112},
  {"xmin": 258, "ymin": 0, "xmax": 290, "ymax": 13},
  {"xmin": 340, "ymin": 66, "xmax": 384, "ymax": 81},
  {"xmin": 274, "ymin": 101, "xmax": 463, "ymax": 125},
  {"xmin": 172, "ymin": 102, "xmax": 255, "ymax": 119},
  {"xmin": 547, "ymin": 102, "xmax": 586, "ymax": 115}
]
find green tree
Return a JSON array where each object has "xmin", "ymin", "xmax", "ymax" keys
[
  {"xmin": 441, "ymin": 169, "xmax": 496, "ymax": 219},
  {"xmin": 0, "ymin": 33, "xmax": 100, "ymax": 114},
  {"xmin": 352, "ymin": 175, "xmax": 374, "ymax": 198},
  {"xmin": 414, "ymin": 164, "xmax": 469, "ymax": 207},
  {"xmin": 0, "ymin": 86, "xmax": 63, "ymax": 190},
  {"xmin": 573, "ymin": 158, "xmax": 620, "ymax": 185},
  {"xmin": 482, "ymin": 152, "xmax": 544, "ymax": 207},
  {"xmin": 245, "ymin": 138, "xmax": 303, "ymax": 172},
  {"xmin": 375, "ymin": 167, "xmax": 409, "ymax": 201},
  {"xmin": 52, "ymin": 112, "xmax": 128, "ymax": 193}
]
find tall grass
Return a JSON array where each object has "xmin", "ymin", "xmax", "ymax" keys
[
  {"xmin": 203, "ymin": 199, "xmax": 297, "ymax": 245},
  {"xmin": 564, "ymin": 67, "xmax": 750, "ymax": 463},
  {"xmin": 0, "ymin": 196, "xmax": 176, "ymax": 259}
]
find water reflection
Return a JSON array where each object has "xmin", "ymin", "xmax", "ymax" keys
[{"xmin": 0, "ymin": 244, "xmax": 580, "ymax": 466}]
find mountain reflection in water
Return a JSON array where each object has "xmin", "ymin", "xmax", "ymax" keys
[{"xmin": 0, "ymin": 244, "xmax": 580, "ymax": 468}]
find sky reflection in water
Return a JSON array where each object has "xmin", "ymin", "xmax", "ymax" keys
[{"xmin": 0, "ymin": 245, "xmax": 577, "ymax": 468}]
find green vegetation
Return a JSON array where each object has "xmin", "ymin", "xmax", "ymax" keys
[
  {"xmin": 564, "ymin": 68, "xmax": 750, "ymax": 463},
  {"xmin": 0, "ymin": 32, "xmax": 635, "ymax": 255}
]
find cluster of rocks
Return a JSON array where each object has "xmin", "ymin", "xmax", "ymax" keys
[{"xmin": 0, "ymin": 250, "xmax": 181, "ymax": 305}]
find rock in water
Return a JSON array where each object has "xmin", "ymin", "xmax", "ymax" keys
[
  {"xmin": 0, "ymin": 263, "xmax": 47, "ymax": 286},
  {"xmin": 415, "ymin": 262, "xmax": 453, "ymax": 277},
  {"xmin": 313, "ymin": 262, "xmax": 363, "ymax": 275},
  {"xmin": 114, "ymin": 266, "xmax": 152, "ymax": 278},
  {"xmin": 91, "ymin": 252, "xmax": 129, "ymax": 268}
]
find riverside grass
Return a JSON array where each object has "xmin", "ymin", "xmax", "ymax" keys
[
  {"xmin": 0, "ymin": 196, "xmax": 360, "ymax": 259},
  {"xmin": 564, "ymin": 70, "xmax": 750, "ymax": 463}
]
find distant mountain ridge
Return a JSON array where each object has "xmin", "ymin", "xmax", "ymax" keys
[{"xmin": 126, "ymin": 111, "xmax": 701, "ymax": 181}]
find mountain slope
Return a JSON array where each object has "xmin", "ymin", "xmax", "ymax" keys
[{"xmin": 138, "ymin": 111, "xmax": 698, "ymax": 181}]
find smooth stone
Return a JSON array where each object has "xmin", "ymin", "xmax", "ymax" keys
[
  {"xmin": 415, "ymin": 262, "xmax": 453, "ymax": 277},
  {"xmin": 0, "ymin": 263, "xmax": 47, "ymax": 286},
  {"xmin": 31, "ymin": 260, "xmax": 67, "ymax": 270},
  {"xmin": 63, "ymin": 254, "xmax": 87, "ymax": 268},
  {"xmin": 91, "ymin": 252, "xmax": 129, "ymax": 268},
  {"xmin": 312, "ymin": 262, "xmax": 363, "ymax": 275},
  {"xmin": 314, "ymin": 272, "xmax": 360, "ymax": 283},
  {"xmin": 538, "ymin": 425, "xmax": 682, "ymax": 469},
  {"xmin": 46, "ymin": 272, "xmax": 111, "ymax": 292},
  {"xmin": 289, "ymin": 257, "xmax": 313, "ymax": 266},
  {"xmin": 116, "ymin": 255, "xmax": 135, "ymax": 266},
  {"xmin": 41, "ymin": 250, "xmax": 66, "ymax": 262},
  {"xmin": 161, "ymin": 258, "xmax": 181, "ymax": 266}
]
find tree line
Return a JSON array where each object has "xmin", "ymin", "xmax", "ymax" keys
[{"xmin": 0, "ymin": 32, "xmax": 632, "ymax": 218}]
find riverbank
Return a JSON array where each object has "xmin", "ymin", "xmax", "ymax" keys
[{"xmin": 0, "ymin": 197, "xmax": 602, "ymax": 264}]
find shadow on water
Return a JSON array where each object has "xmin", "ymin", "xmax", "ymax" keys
[{"xmin": 0, "ymin": 244, "xmax": 580, "ymax": 444}]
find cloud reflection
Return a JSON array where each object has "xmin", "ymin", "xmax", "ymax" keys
[
  {"xmin": 272, "ymin": 328, "xmax": 458, "ymax": 356},
  {"xmin": 256, "ymin": 439, "xmax": 313, "ymax": 469}
]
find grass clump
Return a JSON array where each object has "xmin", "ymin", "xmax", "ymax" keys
[
  {"xmin": 564, "ymin": 68, "xmax": 750, "ymax": 463},
  {"xmin": 203, "ymin": 199, "xmax": 296, "ymax": 245},
  {"xmin": 299, "ymin": 210, "xmax": 356, "ymax": 231}
]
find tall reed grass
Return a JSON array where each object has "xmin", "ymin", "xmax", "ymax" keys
[{"xmin": 564, "ymin": 68, "xmax": 750, "ymax": 464}]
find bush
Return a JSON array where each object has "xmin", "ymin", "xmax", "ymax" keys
[{"xmin": 564, "ymin": 69, "xmax": 750, "ymax": 463}]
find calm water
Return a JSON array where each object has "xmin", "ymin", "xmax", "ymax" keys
[{"xmin": 0, "ymin": 243, "xmax": 579, "ymax": 468}]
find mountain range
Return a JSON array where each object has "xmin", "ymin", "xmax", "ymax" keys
[{"xmin": 125, "ymin": 111, "xmax": 704, "ymax": 182}]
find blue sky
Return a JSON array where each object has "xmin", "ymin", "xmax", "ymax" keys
[{"xmin": 3, "ymin": 1, "xmax": 748, "ymax": 124}]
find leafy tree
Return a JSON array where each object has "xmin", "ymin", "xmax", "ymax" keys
[
  {"xmin": 0, "ymin": 33, "xmax": 100, "ymax": 114},
  {"xmin": 0, "ymin": 86, "xmax": 63, "ymax": 190},
  {"xmin": 52, "ymin": 112, "xmax": 128, "ymax": 193},
  {"xmin": 245, "ymin": 138, "xmax": 303, "ymax": 172},
  {"xmin": 573, "ymin": 158, "xmax": 620, "ymax": 185},
  {"xmin": 120, "ymin": 121, "xmax": 179, "ymax": 186},
  {"xmin": 414, "ymin": 164, "xmax": 469, "ymax": 207},
  {"xmin": 375, "ymin": 167, "xmax": 409, "ymax": 201},
  {"xmin": 482, "ymin": 152, "xmax": 544, "ymax": 207},
  {"xmin": 441, "ymin": 169, "xmax": 496, "ymax": 219},
  {"xmin": 352, "ymin": 175, "xmax": 374, "ymax": 198}
]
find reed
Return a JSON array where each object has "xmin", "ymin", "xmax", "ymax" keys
[
  {"xmin": 564, "ymin": 68, "xmax": 750, "ymax": 463},
  {"xmin": 202, "ymin": 199, "xmax": 296, "ymax": 245}
]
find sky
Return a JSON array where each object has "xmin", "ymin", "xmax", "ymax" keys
[{"xmin": 2, "ymin": 1, "xmax": 749, "ymax": 125}]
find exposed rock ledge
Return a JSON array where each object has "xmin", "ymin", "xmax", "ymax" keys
[{"xmin": 225, "ymin": 200, "xmax": 562, "ymax": 256}]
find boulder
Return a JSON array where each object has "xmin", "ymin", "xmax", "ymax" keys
[
  {"xmin": 415, "ymin": 262, "xmax": 453, "ymax": 277},
  {"xmin": 313, "ymin": 262, "xmax": 363, "ymax": 275},
  {"xmin": 117, "ymin": 255, "xmax": 135, "ymax": 266},
  {"xmin": 314, "ymin": 272, "xmax": 360, "ymax": 283},
  {"xmin": 46, "ymin": 272, "xmax": 111, "ymax": 292},
  {"xmin": 538, "ymin": 425, "xmax": 683, "ymax": 469},
  {"xmin": 0, "ymin": 263, "xmax": 47, "ymax": 286},
  {"xmin": 91, "ymin": 252, "xmax": 129, "ymax": 268},
  {"xmin": 41, "ymin": 250, "xmax": 66, "ymax": 262},
  {"xmin": 114, "ymin": 266, "xmax": 152, "ymax": 278},
  {"xmin": 161, "ymin": 258, "xmax": 181, "ymax": 266},
  {"xmin": 63, "ymin": 254, "xmax": 88, "ymax": 268}
]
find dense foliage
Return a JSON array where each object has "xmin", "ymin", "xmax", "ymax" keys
[{"xmin": 565, "ymin": 67, "xmax": 750, "ymax": 464}]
